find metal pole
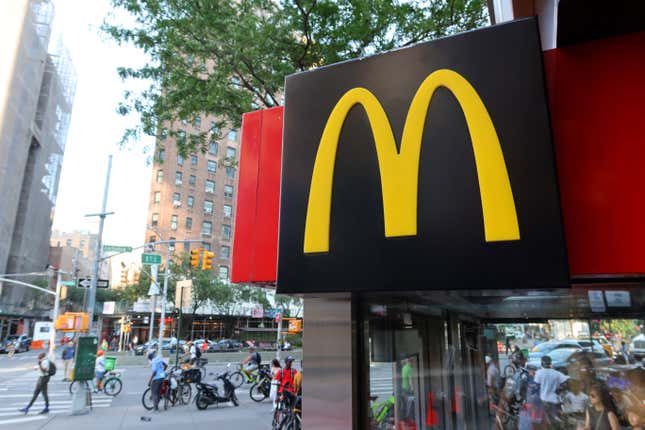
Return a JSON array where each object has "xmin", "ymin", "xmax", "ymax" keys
[
  {"xmin": 49, "ymin": 271, "xmax": 62, "ymax": 354},
  {"xmin": 175, "ymin": 286, "xmax": 184, "ymax": 367},
  {"xmin": 87, "ymin": 155, "xmax": 113, "ymax": 333},
  {"xmin": 158, "ymin": 244, "xmax": 172, "ymax": 342},
  {"xmin": 276, "ymin": 312, "xmax": 282, "ymax": 360},
  {"xmin": 149, "ymin": 264, "xmax": 158, "ymax": 345}
]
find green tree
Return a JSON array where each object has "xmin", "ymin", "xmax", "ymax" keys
[{"xmin": 103, "ymin": 0, "xmax": 488, "ymax": 155}]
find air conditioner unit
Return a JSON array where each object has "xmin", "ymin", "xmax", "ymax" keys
[{"xmin": 173, "ymin": 201, "xmax": 181, "ymax": 208}]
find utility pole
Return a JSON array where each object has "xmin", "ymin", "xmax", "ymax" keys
[
  {"xmin": 49, "ymin": 271, "xmax": 62, "ymax": 354},
  {"xmin": 86, "ymin": 155, "xmax": 113, "ymax": 334},
  {"xmin": 148, "ymin": 264, "xmax": 159, "ymax": 344},
  {"xmin": 158, "ymin": 243, "xmax": 173, "ymax": 343}
]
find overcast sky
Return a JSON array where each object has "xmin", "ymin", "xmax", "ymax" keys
[{"xmin": 51, "ymin": 0, "xmax": 153, "ymax": 255}]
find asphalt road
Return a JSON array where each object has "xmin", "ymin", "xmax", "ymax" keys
[{"xmin": 0, "ymin": 350, "xmax": 294, "ymax": 429}]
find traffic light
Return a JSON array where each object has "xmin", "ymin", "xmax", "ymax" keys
[
  {"xmin": 190, "ymin": 248, "xmax": 201, "ymax": 268},
  {"xmin": 202, "ymin": 251, "xmax": 215, "ymax": 270},
  {"xmin": 133, "ymin": 271, "xmax": 140, "ymax": 284},
  {"xmin": 120, "ymin": 268, "xmax": 129, "ymax": 285}
]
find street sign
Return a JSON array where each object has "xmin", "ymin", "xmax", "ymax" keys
[
  {"xmin": 77, "ymin": 278, "xmax": 109, "ymax": 288},
  {"xmin": 142, "ymin": 253, "xmax": 162, "ymax": 265},
  {"xmin": 61, "ymin": 280, "xmax": 76, "ymax": 287},
  {"xmin": 77, "ymin": 278, "xmax": 91, "ymax": 288},
  {"xmin": 103, "ymin": 245, "xmax": 133, "ymax": 253}
]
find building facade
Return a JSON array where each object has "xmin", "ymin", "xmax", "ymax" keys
[
  {"xmin": 0, "ymin": 0, "xmax": 76, "ymax": 325},
  {"xmin": 145, "ymin": 118, "xmax": 240, "ymax": 280}
]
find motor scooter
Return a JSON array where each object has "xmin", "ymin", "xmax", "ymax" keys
[{"xmin": 195, "ymin": 364, "xmax": 239, "ymax": 410}]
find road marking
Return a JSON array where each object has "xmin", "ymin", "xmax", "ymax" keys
[{"xmin": 0, "ymin": 415, "xmax": 47, "ymax": 425}]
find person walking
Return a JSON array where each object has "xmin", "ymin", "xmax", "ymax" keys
[
  {"xmin": 485, "ymin": 356, "xmax": 500, "ymax": 405},
  {"xmin": 147, "ymin": 351, "xmax": 166, "ymax": 411},
  {"xmin": 62, "ymin": 341, "xmax": 75, "ymax": 381},
  {"xmin": 20, "ymin": 352, "xmax": 51, "ymax": 414},
  {"xmin": 505, "ymin": 336, "xmax": 512, "ymax": 356}
]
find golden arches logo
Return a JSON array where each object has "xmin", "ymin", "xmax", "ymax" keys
[{"xmin": 304, "ymin": 69, "xmax": 520, "ymax": 254}]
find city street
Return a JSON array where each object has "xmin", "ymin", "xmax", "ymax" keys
[{"xmin": 0, "ymin": 350, "xmax": 297, "ymax": 429}]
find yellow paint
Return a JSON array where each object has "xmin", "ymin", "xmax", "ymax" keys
[{"xmin": 304, "ymin": 69, "xmax": 520, "ymax": 253}]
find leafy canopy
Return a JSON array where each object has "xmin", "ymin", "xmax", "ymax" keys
[{"xmin": 103, "ymin": 0, "xmax": 488, "ymax": 155}]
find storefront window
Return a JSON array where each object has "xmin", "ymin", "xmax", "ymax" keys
[{"xmin": 363, "ymin": 288, "xmax": 645, "ymax": 430}]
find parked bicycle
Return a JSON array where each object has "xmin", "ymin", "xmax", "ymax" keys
[
  {"xmin": 250, "ymin": 366, "xmax": 273, "ymax": 402},
  {"xmin": 142, "ymin": 373, "xmax": 182, "ymax": 410}
]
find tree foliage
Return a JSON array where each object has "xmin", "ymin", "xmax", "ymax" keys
[{"xmin": 103, "ymin": 0, "xmax": 488, "ymax": 154}]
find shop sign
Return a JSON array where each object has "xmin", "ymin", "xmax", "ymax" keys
[
  {"xmin": 251, "ymin": 307, "xmax": 264, "ymax": 318},
  {"xmin": 278, "ymin": 18, "xmax": 568, "ymax": 294}
]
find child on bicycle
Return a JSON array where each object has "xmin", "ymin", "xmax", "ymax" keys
[{"xmin": 95, "ymin": 350, "xmax": 106, "ymax": 392}]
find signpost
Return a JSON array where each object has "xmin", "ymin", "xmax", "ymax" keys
[
  {"xmin": 142, "ymin": 253, "xmax": 162, "ymax": 265},
  {"xmin": 103, "ymin": 245, "xmax": 133, "ymax": 253}
]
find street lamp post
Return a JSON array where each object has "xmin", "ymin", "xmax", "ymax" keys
[{"xmin": 158, "ymin": 243, "xmax": 172, "ymax": 343}]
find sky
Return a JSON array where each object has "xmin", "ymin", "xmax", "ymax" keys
[{"xmin": 50, "ymin": 0, "xmax": 153, "ymax": 259}]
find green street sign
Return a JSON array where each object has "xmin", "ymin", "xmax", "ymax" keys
[
  {"xmin": 61, "ymin": 280, "xmax": 76, "ymax": 287},
  {"xmin": 142, "ymin": 253, "xmax": 162, "ymax": 265},
  {"xmin": 103, "ymin": 245, "xmax": 133, "ymax": 253}
]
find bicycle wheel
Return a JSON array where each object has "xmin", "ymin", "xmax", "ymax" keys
[
  {"xmin": 503, "ymin": 364, "xmax": 516, "ymax": 378},
  {"xmin": 179, "ymin": 382, "xmax": 192, "ymax": 405},
  {"xmin": 69, "ymin": 380, "xmax": 89, "ymax": 395},
  {"xmin": 272, "ymin": 406, "xmax": 283, "ymax": 430},
  {"xmin": 229, "ymin": 371, "xmax": 245, "ymax": 388},
  {"xmin": 250, "ymin": 382, "xmax": 268, "ymax": 402},
  {"xmin": 141, "ymin": 388, "xmax": 154, "ymax": 410},
  {"xmin": 103, "ymin": 377, "xmax": 122, "ymax": 396}
]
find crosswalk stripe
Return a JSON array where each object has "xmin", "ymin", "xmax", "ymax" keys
[
  {"xmin": 0, "ymin": 405, "xmax": 111, "ymax": 422},
  {"xmin": 0, "ymin": 415, "xmax": 48, "ymax": 425}
]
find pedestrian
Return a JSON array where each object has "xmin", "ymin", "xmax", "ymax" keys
[
  {"xmin": 270, "ymin": 358, "xmax": 281, "ymax": 409},
  {"xmin": 95, "ymin": 350, "xmax": 106, "ymax": 392},
  {"xmin": 535, "ymin": 355, "xmax": 568, "ymax": 425},
  {"xmin": 62, "ymin": 341, "xmax": 75, "ymax": 381},
  {"xmin": 147, "ymin": 351, "xmax": 166, "ymax": 411},
  {"xmin": 100, "ymin": 337, "xmax": 108, "ymax": 352},
  {"xmin": 584, "ymin": 384, "xmax": 620, "ymax": 430},
  {"xmin": 485, "ymin": 355, "xmax": 500, "ymax": 405},
  {"xmin": 7, "ymin": 341, "xmax": 15, "ymax": 359},
  {"xmin": 505, "ymin": 336, "xmax": 512, "ymax": 356},
  {"xmin": 19, "ymin": 352, "xmax": 51, "ymax": 414},
  {"xmin": 621, "ymin": 341, "xmax": 630, "ymax": 364}
]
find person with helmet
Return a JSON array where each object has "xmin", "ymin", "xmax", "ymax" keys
[
  {"xmin": 95, "ymin": 350, "xmax": 106, "ymax": 392},
  {"xmin": 535, "ymin": 355, "xmax": 568, "ymax": 424},
  {"xmin": 275, "ymin": 356, "xmax": 299, "ymax": 396}
]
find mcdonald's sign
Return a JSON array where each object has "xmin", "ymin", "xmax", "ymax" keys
[{"xmin": 277, "ymin": 18, "xmax": 568, "ymax": 294}]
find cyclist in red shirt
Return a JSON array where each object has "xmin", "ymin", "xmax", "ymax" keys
[{"xmin": 275, "ymin": 356, "xmax": 298, "ymax": 395}]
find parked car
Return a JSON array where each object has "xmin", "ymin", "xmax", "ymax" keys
[
  {"xmin": 588, "ymin": 336, "xmax": 614, "ymax": 357},
  {"xmin": 0, "ymin": 334, "xmax": 31, "ymax": 353},
  {"xmin": 134, "ymin": 340, "xmax": 157, "ymax": 356},
  {"xmin": 630, "ymin": 334, "xmax": 645, "ymax": 360},
  {"xmin": 214, "ymin": 339, "xmax": 241, "ymax": 352},
  {"xmin": 529, "ymin": 341, "xmax": 559, "ymax": 361},
  {"xmin": 193, "ymin": 339, "xmax": 214, "ymax": 352}
]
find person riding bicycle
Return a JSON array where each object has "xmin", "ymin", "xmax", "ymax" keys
[
  {"xmin": 95, "ymin": 350, "xmax": 106, "ymax": 392},
  {"xmin": 535, "ymin": 355, "xmax": 568, "ymax": 425},
  {"xmin": 276, "ymin": 356, "xmax": 298, "ymax": 396},
  {"xmin": 241, "ymin": 346, "xmax": 262, "ymax": 376}
]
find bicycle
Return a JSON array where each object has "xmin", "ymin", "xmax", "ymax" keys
[
  {"xmin": 272, "ymin": 391, "xmax": 300, "ymax": 430},
  {"xmin": 230, "ymin": 363, "xmax": 268, "ymax": 389},
  {"xmin": 69, "ymin": 371, "xmax": 122, "ymax": 396},
  {"xmin": 249, "ymin": 366, "xmax": 273, "ymax": 402},
  {"xmin": 142, "ymin": 375, "xmax": 179, "ymax": 410}
]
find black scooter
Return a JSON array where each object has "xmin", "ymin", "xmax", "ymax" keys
[{"xmin": 195, "ymin": 366, "xmax": 239, "ymax": 410}]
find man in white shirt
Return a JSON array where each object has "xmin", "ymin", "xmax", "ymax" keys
[
  {"xmin": 535, "ymin": 355, "xmax": 568, "ymax": 422},
  {"xmin": 189, "ymin": 342, "xmax": 197, "ymax": 364},
  {"xmin": 485, "ymin": 355, "xmax": 500, "ymax": 403},
  {"xmin": 20, "ymin": 352, "xmax": 50, "ymax": 414}
]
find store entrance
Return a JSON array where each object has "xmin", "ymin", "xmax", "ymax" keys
[{"xmin": 362, "ymin": 287, "xmax": 645, "ymax": 430}]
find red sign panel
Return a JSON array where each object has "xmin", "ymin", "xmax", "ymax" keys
[{"xmin": 231, "ymin": 107, "xmax": 283, "ymax": 283}]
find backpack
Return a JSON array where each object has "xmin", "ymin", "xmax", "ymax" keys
[
  {"xmin": 195, "ymin": 346, "xmax": 202, "ymax": 358},
  {"xmin": 255, "ymin": 352, "xmax": 262, "ymax": 365},
  {"xmin": 47, "ymin": 361, "xmax": 57, "ymax": 376}
]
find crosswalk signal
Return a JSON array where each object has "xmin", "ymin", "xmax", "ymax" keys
[
  {"xmin": 202, "ymin": 251, "xmax": 215, "ymax": 270},
  {"xmin": 190, "ymin": 248, "xmax": 202, "ymax": 268}
]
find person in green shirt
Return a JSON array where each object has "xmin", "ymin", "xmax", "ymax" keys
[{"xmin": 401, "ymin": 360, "xmax": 414, "ymax": 394}]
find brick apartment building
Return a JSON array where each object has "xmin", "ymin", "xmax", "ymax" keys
[{"xmin": 145, "ymin": 118, "xmax": 240, "ymax": 280}]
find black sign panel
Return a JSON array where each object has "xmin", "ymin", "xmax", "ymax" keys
[{"xmin": 277, "ymin": 19, "xmax": 568, "ymax": 294}]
